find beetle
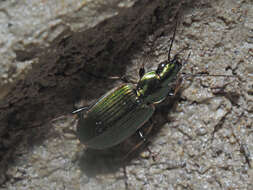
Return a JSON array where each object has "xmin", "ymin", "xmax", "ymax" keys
[{"xmin": 72, "ymin": 21, "xmax": 185, "ymax": 150}]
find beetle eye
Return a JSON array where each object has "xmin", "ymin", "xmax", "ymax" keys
[{"xmin": 156, "ymin": 62, "xmax": 166, "ymax": 75}]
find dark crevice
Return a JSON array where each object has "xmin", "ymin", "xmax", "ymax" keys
[{"xmin": 0, "ymin": 0, "xmax": 199, "ymax": 185}]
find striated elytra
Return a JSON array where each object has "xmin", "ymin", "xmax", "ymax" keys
[{"xmin": 74, "ymin": 23, "xmax": 184, "ymax": 149}]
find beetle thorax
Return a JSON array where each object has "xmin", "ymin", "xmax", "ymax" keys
[{"xmin": 136, "ymin": 60, "xmax": 182, "ymax": 105}]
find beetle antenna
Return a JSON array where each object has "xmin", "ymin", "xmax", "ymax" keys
[
  {"xmin": 181, "ymin": 73, "xmax": 237, "ymax": 78},
  {"xmin": 168, "ymin": 14, "xmax": 179, "ymax": 62}
]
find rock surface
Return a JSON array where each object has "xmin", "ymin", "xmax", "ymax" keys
[{"xmin": 0, "ymin": 0, "xmax": 252, "ymax": 189}]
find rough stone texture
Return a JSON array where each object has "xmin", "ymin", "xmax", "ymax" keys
[
  {"xmin": 0, "ymin": 0, "xmax": 169, "ymax": 186},
  {"xmin": 0, "ymin": 0, "xmax": 253, "ymax": 189}
]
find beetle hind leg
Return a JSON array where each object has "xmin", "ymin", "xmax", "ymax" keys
[
  {"xmin": 123, "ymin": 120, "xmax": 157, "ymax": 161},
  {"xmin": 72, "ymin": 106, "xmax": 90, "ymax": 114}
]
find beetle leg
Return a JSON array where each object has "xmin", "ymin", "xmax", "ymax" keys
[
  {"xmin": 173, "ymin": 76, "xmax": 183, "ymax": 96},
  {"xmin": 167, "ymin": 82, "xmax": 177, "ymax": 96},
  {"xmin": 139, "ymin": 62, "xmax": 145, "ymax": 79},
  {"xmin": 123, "ymin": 136, "xmax": 145, "ymax": 160},
  {"xmin": 72, "ymin": 106, "xmax": 89, "ymax": 114},
  {"xmin": 85, "ymin": 70, "xmax": 138, "ymax": 84},
  {"xmin": 108, "ymin": 75, "xmax": 137, "ymax": 84},
  {"xmin": 166, "ymin": 75, "xmax": 183, "ymax": 97},
  {"xmin": 138, "ymin": 129, "xmax": 146, "ymax": 141},
  {"xmin": 123, "ymin": 120, "xmax": 156, "ymax": 160},
  {"xmin": 138, "ymin": 128, "xmax": 158, "ymax": 161}
]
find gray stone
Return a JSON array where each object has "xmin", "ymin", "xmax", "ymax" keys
[{"xmin": 0, "ymin": 0, "xmax": 252, "ymax": 189}]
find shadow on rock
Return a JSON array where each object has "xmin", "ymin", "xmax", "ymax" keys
[{"xmin": 77, "ymin": 92, "xmax": 181, "ymax": 177}]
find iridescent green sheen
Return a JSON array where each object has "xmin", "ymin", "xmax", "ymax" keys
[
  {"xmin": 137, "ymin": 59, "xmax": 181, "ymax": 104},
  {"xmin": 76, "ymin": 21, "xmax": 183, "ymax": 149},
  {"xmin": 77, "ymin": 83, "xmax": 155, "ymax": 149},
  {"xmin": 77, "ymin": 57, "xmax": 181, "ymax": 149}
]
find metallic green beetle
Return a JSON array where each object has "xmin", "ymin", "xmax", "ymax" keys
[{"xmin": 73, "ymin": 25, "xmax": 184, "ymax": 149}]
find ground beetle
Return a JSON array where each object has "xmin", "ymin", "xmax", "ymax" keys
[{"xmin": 72, "ymin": 21, "xmax": 185, "ymax": 149}]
